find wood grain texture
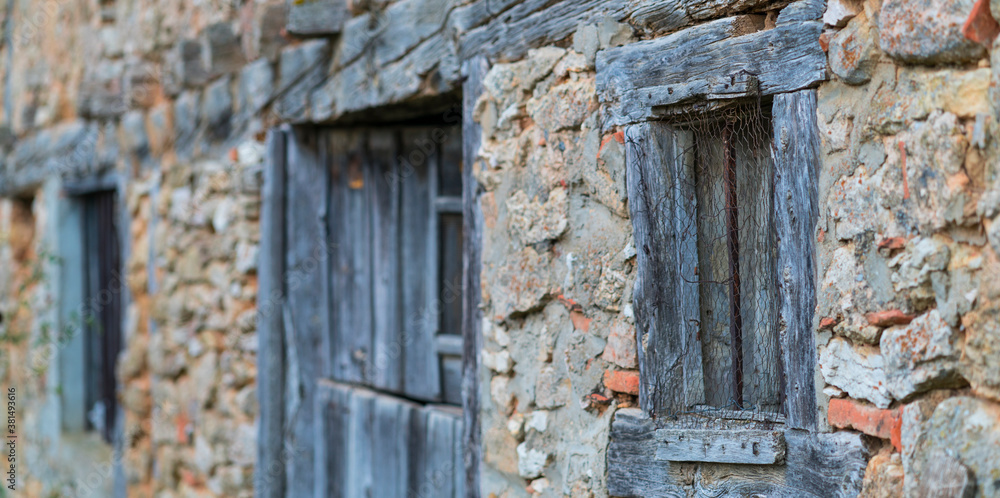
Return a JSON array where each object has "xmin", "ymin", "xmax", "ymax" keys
[
  {"xmin": 461, "ymin": 55, "xmax": 488, "ymax": 498},
  {"xmin": 654, "ymin": 429, "xmax": 786, "ymax": 464},
  {"xmin": 329, "ymin": 131, "xmax": 373, "ymax": 384},
  {"xmin": 369, "ymin": 130, "xmax": 403, "ymax": 392},
  {"xmin": 314, "ymin": 380, "xmax": 349, "ymax": 498},
  {"xmin": 606, "ymin": 409, "xmax": 688, "ymax": 497},
  {"xmin": 345, "ymin": 388, "xmax": 376, "ymax": 498},
  {"xmin": 607, "ymin": 410, "xmax": 868, "ymax": 497},
  {"xmin": 625, "ymin": 122, "xmax": 704, "ymax": 416},
  {"xmin": 597, "ymin": 17, "xmax": 826, "ymax": 125},
  {"xmin": 629, "ymin": 0, "xmax": 793, "ymax": 36},
  {"xmin": 772, "ymin": 90, "xmax": 821, "ymax": 430},
  {"xmin": 401, "ymin": 127, "xmax": 441, "ymax": 401},
  {"xmin": 256, "ymin": 128, "xmax": 286, "ymax": 498},
  {"xmin": 283, "ymin": 127, "xmax": 329, "ymax": 497}
]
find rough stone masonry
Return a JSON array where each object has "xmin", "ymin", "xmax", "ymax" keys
[{"xmin": 0, "ymin": 0, "xmax": 996, "ymax": 496}]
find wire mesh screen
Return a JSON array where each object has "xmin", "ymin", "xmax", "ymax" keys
[{"xmin": 662, "ymin": 100, "xmax": 783, "ymax": 428}]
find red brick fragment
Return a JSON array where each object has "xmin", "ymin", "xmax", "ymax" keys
[
  {"xmin": 585, "ymin": 392, "xmax": 612, "ymax": 404},
  {"xmin": 828, "ymin": 398, "xmax": 902, "ymax": 451},
  {"xmin": 820, "ymin": 317, "xmax": 839, "ymax": 330},
  {"xmin": 604, "ymin": 369, "xmax": 640, "ymax": 395},
  {"xmin": 570, "ymin": 310, "xmax": 591, "ymax": 332},
  {"xmin": 819, "ymin": 31, "xmax": 832, "ymax": 52},
  {"xmin": 878, "ymin": 237, "xmax": 907, "ymax": 251},
  {"xmin": 962, "ymin": 0, "xmax": 1000, "ymax": 47},
  {"xmin": 866, "ymin": 309, "xmax": 915, "ymax": 327}
]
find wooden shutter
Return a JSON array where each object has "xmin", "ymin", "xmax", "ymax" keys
[
  {"xmin": 321, "ymin": 125, "xmax": 463, "ymax": 403},
  {"xmin": 624, "ymin": 121, "xmax": 705, "ymax": 416}
]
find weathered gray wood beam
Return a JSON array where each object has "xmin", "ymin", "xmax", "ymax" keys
[
  {"xmin": 458, "ymin": 0, "xmax": 626, "ymax": 61},
  {"xmin": 255, "ymin": 128, "xmax": 286, "ymax": 498},
  {"xmin": 608, "ymin": 409, "xmax": 869, "ymax": 498},
  {"xmin": 654, "ymin": 429, "xmax": 786, "ymax": 464},
  {"xmin": 625, "ymin": 122, "xmax": 705, "ymax": 416},
  {"xmin": 461, "ymin": 55, "xmax": 488, "ymax": 498},
  {"xmin": 773, "ymin": 89, "xmax": 821, "ymax": 430},
  {"xmin": 629, "ymin": 0, "xmax": 791, "ymax": 36},
  {"xmin": 596, "ymin": 14, "xmax": 825, "ymax": 125}
]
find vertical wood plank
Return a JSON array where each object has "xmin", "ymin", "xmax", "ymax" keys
[
  {"xmin": 452, "ymin": 414, "xmax": 466, "ymax": 498},
  {"xmin": 695, "ymin": 135, "xmax": 734, "ymax": 408},
  {"xmin": 371, "ymin": 393, "xmax": 413, "ymax": 498},
  {"xmin": 625, "ymin": 122, "xmax": 704, "ymax": 416},
  {"xmin": 314, "ymin": 381, "xmax": 348, "ymax": 498},
  {"xmin": 406, "ymin": 405, "xmax": 429, "ymax": 497},
  {"xmin": 329, "ymin": 131, "xmax": 373, "ymax": 384},
  {"xmin": 461, "ymin": 55, "xmax": 488, "ymax": 498},
  {"xmin": 735, "ymin": 118, "xmax": 781, "ymax": 412},
  {"xmin": 673, "ymin": 129, "xmax": 705, "ymax": 409},
  {"xmin": 425, "ymin": 409, "xmax": 458, "ymax": 498},
  {"xmin": 345, "ymin": 388, "xmax": 375, "ymax": 498},
  {"xmin": 283, "ymin": 127, "xmax": 330, "ymax": 496},
  {"xmin": 369, "ymin": 129, "xmax": 403, "ymax": 392},
  {"xmin": 256, "ymin": 127, "xmax": 286, "ymax": 498},
  {"xmin": 773, "ymin": 90, "xmax": 820, "ymax": 430},
  {"xmin": 401, "ymin": 127, "xmax": 441, "ymax": 401}
]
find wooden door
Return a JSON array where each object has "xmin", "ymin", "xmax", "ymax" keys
[{"xmin": 259, "ymin": 124, "xmax": 466, "ymax": 498}]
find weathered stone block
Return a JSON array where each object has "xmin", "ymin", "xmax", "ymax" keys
[
  {"xmin": 203, "ymin": 76, "xmax": 233, "ymax": 141},
  {"xmin": 869, "ymin": 68, "xmax": 990, "ymax": 133},
  {"xmin": 829, "ymin": 13, "xmax": 878, "ymax": 85},
  {"xmin": 506, "ymin": 187, "xmax": 569, "ymax": 245},
  {"xmin": 286, "ymin": 0, "xmax": 348, "ymax": 36},
  {"xmin": 879, "ymin": 0, "xmax": 987, "ymax": 64},
  {"xmin": 488, "ymin": 246, "xmax": 552, "ymax": 318},
  {"xmin": 78, "ymin": 60, "xmax": 126, "ymax": 119},
  {"xmin": 204, "ymin": 22, "xmax": 246, "ymax": 77},
  {"xmin": 961, "ymin": 307, "xmax": 1000, "ymax": 401},
  {"xmin": 819, "ymin": 337, "xmax": 892, "ymax": 408},
  {"xmin": 535, "ymin": 365, "xmax": 570, "ymax": 408},
  {"xmin": 276, "ymin": 40, "xmax": 329, "ymax": 122},
  {"xmin": 258, "ymin": 3, "xmax": 289, "ymax": 61},
  {"xmin": 516, "ymin": 442, "xmax": 548, "ymax": 479},
  {"xmin": 907, "ymin": 397, "xmax": 1000, "ymax": 496},
  {"xmin": 171, "ymin": 39, "xmax": 209, "ymax": 90},
  {"xmin": 861, "ymin": 447, "xmax": 905, "ymax": 497},
  {"xmin": 880, "ymin": 310, "xmax": 962, "ymax": 400},
  {"xmin": 823, "ymin": 0, "xmax": 859, "ymax": 27},
  {"xmin": 601, "ymin": 318, "xmax": 637, "ymax": 368},
  {"xmin": 239, "ymin": 59, "xmax": 274, "ymax": 115},
  {"xmin": 174, "ymin": 91, "xmax": 202, "ymax": 158}
]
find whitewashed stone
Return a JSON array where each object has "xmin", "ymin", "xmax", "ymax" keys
[
  {"xmin": 517, "ymin": 442, "xmax": 549, "ymax": 479},
  {"xmin": 819, "ymin": 337, "xmax": 892, "ymax": 408},
  {"xmin": 823, "ymin": 0, "xmax": 858, "ymax": 27}
]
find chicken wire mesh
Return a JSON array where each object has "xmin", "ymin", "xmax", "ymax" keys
[{"xmin": 657, "ymin": 99, "xmax": 784, "ymax": 429}]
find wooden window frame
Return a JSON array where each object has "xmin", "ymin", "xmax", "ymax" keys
[
  {"xmin": 597, "ymin": 2, "xmax": 870, "ymax": 496},
  {"xmin": 58, "ymin": 175, "xmax": 125, "ymax": 445}
]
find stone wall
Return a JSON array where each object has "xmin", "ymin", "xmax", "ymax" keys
[
  {"xmin": 473, "ymin": 38, "xmax": 637, "ymax": 497},
  {"xmin": 0, "ymin": 0, "xmax": 998, "ymax": 496},
  {"xmin": 816, "ymin": 0, "xmax": 1000, "ymax": 494}
]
